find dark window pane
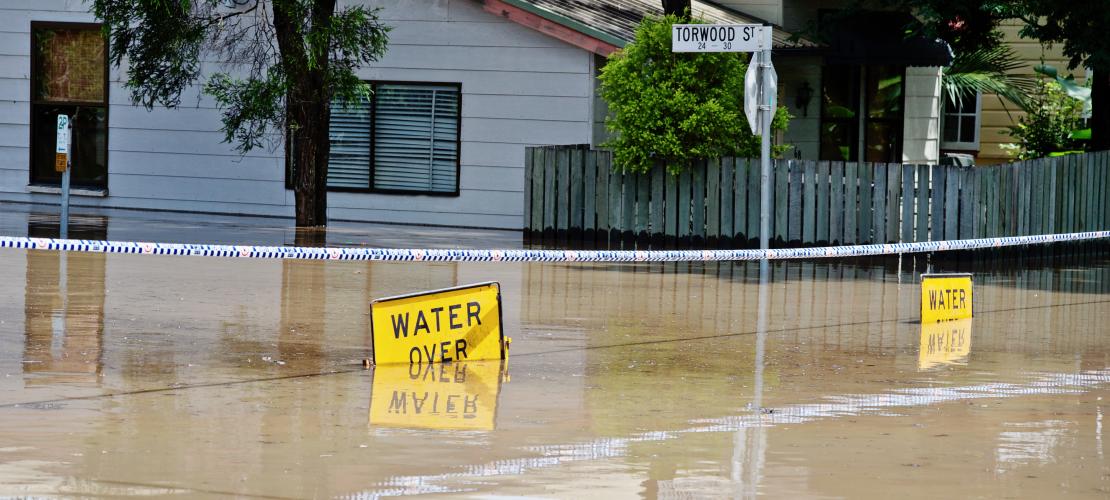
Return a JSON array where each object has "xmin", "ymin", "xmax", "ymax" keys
[
  {"xmin": 960, "ymin": 116, "xmax": 976, "ymax": 142},
  {"xmin": 821, "ymin": 65, "xmax": 858, "ymax": 120},
  {"xmin": 820, "ymin": 65, "xmax": 860, "ymax": 161},
  {"xmin": 820, "ymin": 121, "xmax": 856, "ymax": 161},
  {"xmin": 867, "ymin": 66, "xmax": 903, "ymax": 119},
  {"xmin": 865, "ymin": 122, "xmax": 897, "ymax": 162},
  {"xmin": 943, "ymin": 114, "xmax": 960, "ymax": 143},
  {"xmin": 32, "ymin": 105, "xmax": 107, "ymax": 188}
]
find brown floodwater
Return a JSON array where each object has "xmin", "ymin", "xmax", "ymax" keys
[{"xmin": 0, "ymin": 247, "xmax": 1108, "ymax": 498}]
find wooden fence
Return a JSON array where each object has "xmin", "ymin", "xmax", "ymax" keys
[{"xmin": 523, "ymin": 145, "xmax": 1110, "ymax": 248}]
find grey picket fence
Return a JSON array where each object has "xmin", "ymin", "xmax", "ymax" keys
[{"xmin": 523, "ymin": 145, "xmax": 1110, "ymax": 248}]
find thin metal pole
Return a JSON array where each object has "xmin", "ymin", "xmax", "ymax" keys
[
  {"xmin": 759, "ymin": 48, "xmax": 772, "ymax": 251},
  {"xmin": 60, "ymin": 120, "xmax": 71, "ymax": 239}
]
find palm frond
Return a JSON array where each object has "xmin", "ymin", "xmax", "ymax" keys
[{"xmin": 942, "ymin": 45, "xmax": 1036, "ymax": 113}]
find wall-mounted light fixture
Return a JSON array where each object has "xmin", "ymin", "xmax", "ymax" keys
[{"xmin": 795, "ymin": 81, "xmax": 813, "ymax": 117}]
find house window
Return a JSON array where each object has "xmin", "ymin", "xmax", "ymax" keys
[
  {"xmin": 819, "ymin": 65, "xmax": 904, "ymax": 163},
  {"xmin": 942, "ymin": 91, "xmax": 980, "ymax": 150},
  {"xmin": 30, "ymin": 23, "xmax": 108, "ymax": 189},
  {"xmin": 300, "ymin": 82, "xmax": 460, "ymax": 195}
]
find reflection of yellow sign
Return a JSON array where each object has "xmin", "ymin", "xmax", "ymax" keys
[
  {"xmin": 921, "ymin": 273, "xmax": 973, "ymax": 323},
  {"xmin": 918, "ymin": 318, "xmax": 972, "ymax": 369},
  {"xmin": 370, "ymin": 282, "xmax": 505, "ymax": 365},
  {"xmin": 368, "ymin": 360, "xmax": 506, "ymax": 430}
]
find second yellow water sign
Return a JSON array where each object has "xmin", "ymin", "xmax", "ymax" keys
[{"xmin": 369, "ymin": 282, "xmax": 507, "ymax": 365}]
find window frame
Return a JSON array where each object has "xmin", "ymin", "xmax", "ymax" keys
[
  {"xmin": 940, "ymin": 91, "xmax": 981, "ymax": 151},
  {"xmin": 28, "ymin": 21, "xmax": 110, "ymax": 190},
  {"xmin": 285, "ymin": 80, "xmax": 462, "ymax": 197}
]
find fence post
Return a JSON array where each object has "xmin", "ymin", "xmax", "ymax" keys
[
  {"xmin": 919, "ymin": 165, "xmax": 934, "ymax": 242},
  {"xmin": 651, "ymin": 165, "xmax": 665, "ymax": 247},
  {"xmin": 636, "ymin": 170, "xmax": 650, "ymax": 244},
  {"xmin": 707, "ymin": 158, "xmax": 721, "ymax": 245},
  {"xmin": 556, "ymin": 147, "xmax": 571, "ymax": 244},
  {"xmin": 720, "ymin": 158, "xmax": 734, "ymax": 247},
  {"xmin": 944, "ymin": 165, "xmax": 959, "ymax": 240},
  {"xmin": 692, "ymin": 161, "xmax": 707, "ymax": 246},
  {"xmin": 900, "ymin": 164, "xmax": 914, "ymax": 243},
  {"xmin": 858, "ymin": 161, "xmax": 872, "ymax": 244},
  {"xmin": 583, "ymin": 149, "xmax": 597, "ymax": 243},
  {"xmin": 596, "ymin": 150, "xmax": 610, "ymax": 248},
  {"xmin": 885, "ymin": 163, "xmax": 901, "ymax": 243},
  {"xmin": 873, "ymin": 163, "xmax": 887, "ymax": 244},
  {"xmin": 803, "ymin": 160, "xmax": 817, "ymax": 245},
  {"xmin": 788, "ymin": 160, "xmax": 803, "ymax": 245},
  {"xmin": 829, "ymin": 161, "xmax": 844, "ymax": 245},
  {"xmin": 733, "ymin": 158, "xmax": 748, "ymax": 243},
  {"xmin": 569, "ymin": 147, "xmax": 584, "ymax": 242}
]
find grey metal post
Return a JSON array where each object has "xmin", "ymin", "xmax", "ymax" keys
[
  {"xmin": 758, "ymin": 48, "xmax": 772, "ymax": 251},
  {"xmin": 60, "ymin": 120, "xmax": 71, "ymax": 239}
]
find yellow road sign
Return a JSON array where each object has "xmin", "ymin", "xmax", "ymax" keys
[
  {"xmin": 918, "ymin": 318, "xmax": 972, "ymax": 370},
  {"xmin": 920, "ymin": 273, "xmax": 973, "ymax": 323},
  {"xmin": 370, "ymin": 282, "xmax": 505, "ymax": 365},
  {"xmin": 368, "ymin": 360, "xmax": 506, "ymax": 430},
  {"xmin": 54, "ymin": 153, "xmax": 67, "ymax": 173}
]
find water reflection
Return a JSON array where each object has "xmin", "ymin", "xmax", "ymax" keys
[
  {"xmin": 22, "ymin": 250, "xmax": 105, "ymax": 385},
  {"xmin": 0, "ymin": 245, "xmax": 1107, "ymax": 498},
  {"xmin": 368, "ymin": 360, "xmax": 508, "ymax": 431},
  {"xmin": 918, "ymin": 318, "xmax": 973, "ymax": 370}
]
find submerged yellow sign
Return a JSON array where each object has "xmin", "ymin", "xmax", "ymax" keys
[
  {"xmin": 368, "ymin": 360, "xmax": 506, "ymax": 430},
  {"xmin": 920, "ymin": 273, "xmax": 973, "ymax": 323},
  {"xmin": 370, "ymin": 282, "xmax": 505, "ymax": 365},
  {"xmin": 918, "ymin": 318, "xmax": 972, "ymax": 369}
]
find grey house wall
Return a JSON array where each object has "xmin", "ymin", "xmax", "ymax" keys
[{"xmin": 0, "ymin": 0, "xmax": 596, "ymax": 229}]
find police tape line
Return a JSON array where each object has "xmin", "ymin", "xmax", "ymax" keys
[{"xmin": 0, "ymin": 231, "xmax": 1107, "ymax": 263}]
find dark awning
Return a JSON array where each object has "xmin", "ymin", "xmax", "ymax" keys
[{"xmin": 816, "ymin": 11, "xmax": 954, "ymax": 67}]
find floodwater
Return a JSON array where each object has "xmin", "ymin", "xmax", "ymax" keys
[{"xmin": 0, "ymin": 243, "xmax": 1109, "ymax": 498}]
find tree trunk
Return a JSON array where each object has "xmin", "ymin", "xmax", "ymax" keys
[
  {"xmin": 274, "ymin": 0, "xmax": 335, "ymax": 228},
  {"xmin": 289, "ymin": 73, "xmax": 331, "ymax": 227},
  {"xmin": 1090, "ymin": 67, "xmax": 1110, "ymax": 151}
]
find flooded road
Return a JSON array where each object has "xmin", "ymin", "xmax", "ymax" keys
[{"xmin": 0, "ymin": 246, "xmax": 1108, "ymax": 498}]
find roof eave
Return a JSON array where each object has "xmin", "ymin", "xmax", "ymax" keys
[{"xmin": 482, "ymin": 0, "xmax": 627, "ymax": 53}]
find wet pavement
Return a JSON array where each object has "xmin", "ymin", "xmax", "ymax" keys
[{"xmin": 0, "ymin": 204, "xmax": 1109, "ymax": 498}]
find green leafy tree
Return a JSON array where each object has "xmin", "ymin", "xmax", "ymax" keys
[
  {"xmin": 598, "ymin": 15, "xmax": 789, "ymax": 175},
  {"xmin": 1005, "ymin": 1, "xmax": 1109, "ymax": 150},
  {"xmin": 1003, "ymin": 79, "xmax": 1087, "ymax": 159},
  {"xmin": 92, "ymin": 0, "xmax": 390, "ymax": 227}
]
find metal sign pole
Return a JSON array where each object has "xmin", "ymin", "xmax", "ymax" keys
[
  {"xmin": 758, "ymin": 48, "xmax": 772, "ymax": 251},
  {"xmin": 60, "ymin": 120, "xmax": 71, "ymax": 239}
]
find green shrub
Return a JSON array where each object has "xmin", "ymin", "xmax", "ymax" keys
[
  {"xmin": 598, "ymin": 15, "xmax": 790, "ymax": 174},
  {"xmin": 1003, "ymin": 78, "xmax": 1087, "ymax": 160}
]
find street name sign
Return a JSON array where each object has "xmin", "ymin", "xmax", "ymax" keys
[
  {"xmin": 370, "ymin": 282, "xmax": 505, "ymax": 365},
  {"xmin": 368, "ymin": 360, "xmax": 506, "ymax": 430},
  {"xmin": 920, "ymin": 273, "xmax": 973, "ymax": 323},
  {"xmin": 671, "ymin": 24, "xmax": 771, "ymax": 52}
]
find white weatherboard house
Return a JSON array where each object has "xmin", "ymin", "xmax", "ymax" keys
[{"xmin": 0, "ymin": 0, "xmax": 949, "ymax": 230}]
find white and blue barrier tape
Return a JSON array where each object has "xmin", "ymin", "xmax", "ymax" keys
[{"xmin": 0, "ymin": 231, "xmax": 1107, "ymax": 263}]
